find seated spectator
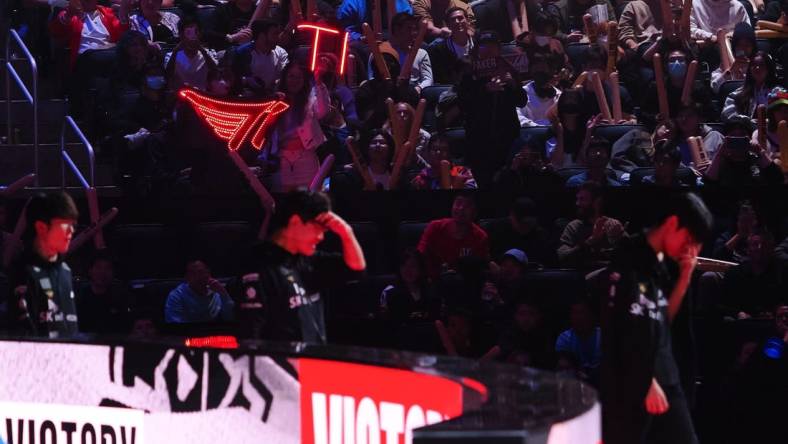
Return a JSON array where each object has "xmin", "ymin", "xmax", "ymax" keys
[
  {"xmin": 339, "ymin": 129, "xmax": 398, "ymax": 190},
  {"xmin": 711, "ymin": 200, "xmax": 759, "ymax": 263},
  {"xmin": 129, "ymin": 308, "xmax": 159, "ymax": 338},
  {"xmin": 410, "ymin": 133, "xmax": 476, "ymax": 190},
  {"xmin": 165, "ymin": 16, "xmax": 218, "ymax": 91},
  {"xmin": 486, "ymin": 197, "xmax": 556, "ymax": 266},
  {"xmin": 129, "ymin": 0, "xmax": 180, "ymax": 46},
  {"xmin": 427, "ymin": 7, "xmax": 474, "ymax": 84},
  {"xmin": 674, "ymin": 102, "xmax": 723, "ymax": 168},
  {"xmin": 203, "ymin": 0, "xmax": 255, "ymax": 49},
  {"xmin": 496, "ymin": 297, "xmax": 556, "ymax": 370},
  {"xmin": 49, "ymin": 0, "xmax": 131, "ymax": 71},
  {"xmin": 562, "ymin": 0, "xmax": 616, "ymax": 43},
  {"xmin": 493, "ymin": 134, "xmax": 565, "ymax": 192},
  {"xmin": 752, "ymin": 86, "xmax": 788, "ymax": 160},
  {"xmin": 259, "ymin": 62, "xmax": 330, "ymax": 192},
  {"xmin": 418, "ymin": 194, "xmax": 490, "ymax": 278},
  {"xmin": 556, "ymin": 296, "xmax": 601, "ymax": 382},
  {"xmin": 459, "ymin": 30, "xmax": 526, "ymax": 187},
  {"xmin": 724, "ymin": 301, "xmax": 788, "ymax": 443},
  {"xmin": 557, "ymin": 181, "xmax": 626, "ymax": 269},
  {"xmin": 337, "ymin": 0, "xmax": 413, "ymax": 41},
  {"xmin": 566, "ymin": 136, "xmax": 623, "ymax": 187},
  {"xmin": 547, "ymin": 89, "xmax": 593, "ymax": 167},
  {"xmin": 519, "ymin": 11, "xmax": 566, "ymax": 61},
  {"xmin": 641, "ymin": 141, "xmax": 698, "ymax": 187},
  {"xmin": 369, "ymin": 13, "xmax": 433, "ymax": 93},
  {"xmin": 722, "ymin": 51, "xmax": 777, "ymax": 122},
  {"xmin": 710, "ymin": 23, "xmax": 755, "ymax": 93},
  {"xmin": 617, "ymin": 0, "xmax": 660, "ymax": 53},
  {"xmin": 412, "ymin": 0, "xmax": 474, "ymax": 40},
  {"xmin": 385, "ymin": 101, "xmax": 430, "ymax": 156},
  {"xmin": 355, "ymin": 53, "xmax": 419, "ymax": 130},
  {"xmin": 164, "ymin": 260, "xmax": 235, "ymax": 323},
  {"xmin": 690, "ymin": 0, "xmax": 750, "ymax": 45},
  {"xmin": 231, "ymin": 19, "xmax": 289, "ymax": 97},
  {"xmin": 379, "ymin": 248, "xmax": 439, "ymax": 323},
  {"xmin": 517, "ymin": 52, "xmax": 562, "ymax": 127},
  {"xmin": 705, "ymin": 116, "xmax": 784, "ymax": 186},
  {"xmin": 109, "ymin": 30, "xmax": 163, "ymax": 93},
  {"xmin": 75, "ymin": 251, "xmax": 133, "ymax": 334},
  {"xmin": 719, "ymin": 230, "xmax": 785, "ymax": 320},
  {"xmin": 579, "ymin": 44, "xmax": 634, "ymax": 118},
  {"xmin": 642, "ymin": 47, "xmax": 713, "ymax": 125}
]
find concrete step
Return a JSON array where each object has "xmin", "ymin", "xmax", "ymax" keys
[{"xmin": 0, "ymin": 143, "xmax": 115, "ymax": 187}]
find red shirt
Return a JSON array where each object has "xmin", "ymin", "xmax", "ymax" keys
[{"xmin": 417, "ymin": 218, "xmax": 490, "ymax": 278}]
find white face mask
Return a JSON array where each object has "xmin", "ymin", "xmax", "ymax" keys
[
  {"xmin": 535, "ymin": 35, "xmax": 550, "ymax": 47},
  {"xmin": 597, "ymin": 35, "xmax": 608, "ymax": 47}
]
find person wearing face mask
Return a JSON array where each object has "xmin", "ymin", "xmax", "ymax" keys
[
  {"xmin": 547, "ymin": 88, "xmax": 591, "ymax": 167},
  {"xmin": 722, "ymin": 51, "xmax": 778, "ymax": 123},
  {"xmin": 428, "ymin": 7, "xmax": 475, "ymax": 84},
  {"xmin": 412, "ymin": 0, "xmax": 475, "ymax": 40},
  {"xmin": 517, "ymin": 52, "xmax": 562, "ymax": 127},
  {"xmin": 710, "ymin": 22, "xmax": 755, "ymax": 93},
  {"xmin": 579, "ymin": 44, "xmax": 634, "ymax": 119},
  {"xmin": 521, "ymin": 11, "xmax": 565, "ymax": 59},
  {"xmin": 643, "ymin": 48, "xmax": 712, "ymax": 126}
]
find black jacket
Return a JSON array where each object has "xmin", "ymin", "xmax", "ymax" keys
[{"xmin": 8, "ymin": 251, "xmax": 79, "ymax": 338}]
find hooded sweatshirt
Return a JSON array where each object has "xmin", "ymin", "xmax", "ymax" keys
[{"xmin": 690, "ymin": 0, "xmax": 750, "ymax": 41}]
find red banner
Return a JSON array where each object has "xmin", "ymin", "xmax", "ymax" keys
[{"xmin": 299, "ymin": 358, "xmax": 465, "ymax": 444}]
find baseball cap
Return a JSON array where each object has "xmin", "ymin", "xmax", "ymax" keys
[
  {"xmin": 502, "ymin": 249, "xmax": 528, "ymax": 265},
  {"xmin": 767, "ymin": 86, "xmax": 788, "ymax": 110}
]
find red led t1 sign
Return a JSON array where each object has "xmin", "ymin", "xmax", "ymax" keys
[
  {"xmin": 297, "ymin": 24, "xmax": 350, "ymax": 75},
  {"xmin": 179, "ymin": 89, "xmax": 289, "ymax": 151},
  {"xmin": 299, "ymin": 358, "xmax": 469, "ymax": 444}
]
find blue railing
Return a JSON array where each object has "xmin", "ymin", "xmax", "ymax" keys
[{"xmin": 5, "ymin": 29, "xmax": 39, "ymax": 185}]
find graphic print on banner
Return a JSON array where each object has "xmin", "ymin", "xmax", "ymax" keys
[{"xmin": 299, "ymin": 358, "xmax": 465, "ymax": 444}]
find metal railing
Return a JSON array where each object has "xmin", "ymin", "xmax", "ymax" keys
[
  {"xmin": 61, "ymin": 115, "xmax": 94, "ymax": 189},
  {"xmin": 5, "ymin": 29, "xmax": 38, "ymax": 185}
]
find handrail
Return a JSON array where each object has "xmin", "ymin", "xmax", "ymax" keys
[
  {"xmin": 5, "ymin": 29, "xmax": 39, "ymax": 186},
  {"xmin": 60, "ymin": 115, "xmax": 95, "ymax": 189}
]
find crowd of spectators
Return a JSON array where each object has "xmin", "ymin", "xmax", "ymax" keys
[{"xmin": 3, "ymin": 0, "xmax": 788, "ymax": 440}]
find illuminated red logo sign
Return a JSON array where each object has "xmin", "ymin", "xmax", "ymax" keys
[
  {"xmin": 299, "ymin": 358, "xmax": 468, "ymax": 444},
  {"xmin": 179, "ymin": 89, "xmax": 289, "ymax": 151},
  {"xmin": 297, "ymin": 24, "xmax": 350, "ymax": 75}
]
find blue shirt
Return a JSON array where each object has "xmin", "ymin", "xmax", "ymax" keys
[
  {"xmin": 566, "ymin": 171, "xmax": 622, "ymax": 187},
  {"xmin": 336, "ymin": 0, "xmax": 413, "ymax": 41},
  {"xmin": 555, "ymin": 327, "xmax": 601, "ymax": 370},
  {"xmin": 164, "ymin": 283, "xmax": 235, "ymax": 323}
]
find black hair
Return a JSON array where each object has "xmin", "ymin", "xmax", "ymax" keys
[
  {"xmin": 512, "ymin": 295, "xmax": 544, "ymax": 314},
  {"xmin": 586, "ymin": 136, "xmax": 612, "ymax": 157},
  {"xmin": 731, "ymin": 22, "xmax": 756, "ymax": 57},
  {"xmin": 277, "ymin": 62, "xmax": 311, "ymax": 116},
  {"xmin": 359, "ymin": 128, "xmax": 396, "ymax": 166},
  {"xmin": 735, "ymin": 51, "xmax": 777, "ymax": 116},
  {"xmin": 177, "ymin": 15, "xmax": 202, "ymax": 34},
  {"xmin": 444, "ymin": 6, "xmax": 468, "ymax": 22},
  {"xmin": 654, "ymin": 140, "xmax": 682, "ymax": 165},
  {"xmin": 583, "ymin": 44, "xmax": 607, "ymax": 70},
  {"xmin": 511, "ymin": 197, "xmax": 536, "ymax": 219},
  {"xmin": 533, "ymin": 11, "xmax": 559, "ymax": 35},
  {"xmin": 24, "ymin": 192, "xmax": 79, "ymax": 244},
  {"xmin": 390, "ymin": 12, "xmax": 417, "ymax": 34},
  {"xmin": 251, "ymin": 19, "xmax": 281, "ymax": 41},
  {"xmin": 426, "ymin": 132, "xmax": 451, "ymax": 153},
  {"xmin": 269, "ymin": 189, "xmax": 332, "ymax": 234},
  {"xmin": 781, "ymin": 0, "xmax": 788, "ymax": 14},
  {"xmin": 578, "ymin": 180, "xmax": 603, "ymax": 201},
  {"xmin": 453, "ymin": 192, "xmax": 477, "ymax": 210},
  {"xmin": 653, "ymin": 192, "xmax": 713, "ymax": 243},
  {"xmin": 724, "ymin": 115, "xmax": 754, "ymax": 135}
]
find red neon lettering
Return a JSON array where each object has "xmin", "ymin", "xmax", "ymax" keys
[
  {"xmin": 179, "ymin": 89, "xmax": 289, "ymax": 151},
  {"xmin": 296, "ymin": 23, "xmax": 348, "ymax": 74}
]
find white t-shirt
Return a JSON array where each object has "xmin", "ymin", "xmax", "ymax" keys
[
  {"xmin": 79, "ymin": 10, "xmax": 115, "ymax": 54},
  {"xmin": 165, "ymin": 49, "xmax": 216, "ymax": 91},
  {"xmin": 517, "ymin": 81, "xmax": 561, "ymax": 127},
  {"xmin": 368, "ymin": 167, "xmax": 391, "ymax": 190},
  {"xmin": 250, "ymin": 46, "xmax": 289, "ymax": 92}
]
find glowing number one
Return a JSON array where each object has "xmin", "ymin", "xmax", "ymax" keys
[
  {"xmin": 296, "ymin": 23, "xmax": 350, "ymax": 76},
  {"xmin": 179, "ymin": 89, "xmax": 289, "ymax": 151}
]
